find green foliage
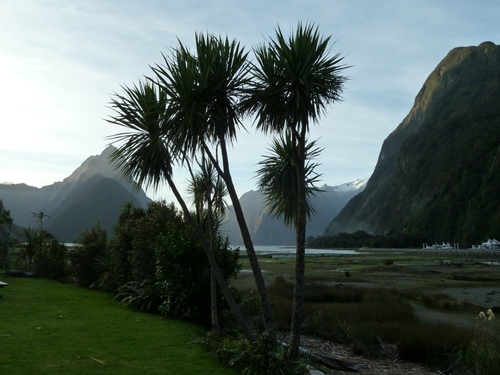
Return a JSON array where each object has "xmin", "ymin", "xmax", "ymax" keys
[
  {"xmin": 107, "ymin": 203, "xmax": 145, "ymax": 291},
  {"xmin": 16, "ymin": 227, "xmax": 41, "ymax": 272},
  {"xmin": 112, "ymin": 201, "xmax": 185, "ymax": 312},
  {"xmin": 155, "ymin": 224, "xmax": 210, "ymax": 320},
  {"xmin": 243, "ymin": 22, "xmax": 348, "ymax": 134},
  {"xmin": 10, "ymin": 224, "xmax": 67, "ymax": 280},
  {"xmin": 35, "ymin": 238, "xmax": 68, "ymax": 280},
  {"xmin": 115, "ymin": 279, "xmax": 161, "ymax": 312},
  {"xmin": 69, "ymin": 223, "xmax": 108, "ymax": 288},
  {"xmin": 107, "ymin": 81, "xmax": 172, "ymax": 192},
  {"xmin": 155, "ymin": 217, "xmax": 240, "ymax": 325},
  {"xmin": 256, "ymin": 133, "xmax": 323, "ymax": 227},
  {"xmin": 195, "ymin": 331, "xmax": 310, "ymax": 375},
  {"xmin": 111, "ymin": 201, "xmax": 241, "ymax": 326},
  {"xmin": 128, "ymin": 201, "xmax": 183, "ymax": 284}
]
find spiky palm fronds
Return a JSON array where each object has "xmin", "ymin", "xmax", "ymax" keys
[
  {"xmin": 151, "ymin": 33, "xmax": 251, "ymax": 157},
  {"xmin": 106, "ymin": 80, "xmax": 173, "ymax": 192},
  {"xmin": 243, "ymin": 22, "xmax": 348, "ymax": 136},
  {"xmin": 256, "ymin": 132, "xmax": 323, "ymax": 227}
]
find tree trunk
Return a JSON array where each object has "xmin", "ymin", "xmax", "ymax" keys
[
  {"xmin": 210, "ymin": 270, "xmax": 219, "ymax": 334},
  {"xmin": 166, "ymin": 174, "xmax": 254, "ymax": 342},
  {"xmin": 206, "ymin": 141, "xmax": 274, "ymax": 331},
  {"xmin": 288, "ymin": 136, "xmax": 307, "ymax": 359},
  {"xmin": 207, "ymin": 199, "xmax": 220, "ymax": 335}
]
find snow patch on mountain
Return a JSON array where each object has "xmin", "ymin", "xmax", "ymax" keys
[{"xmin": 322, "ymin": 178, "xmax": 369, "ymax": 193}]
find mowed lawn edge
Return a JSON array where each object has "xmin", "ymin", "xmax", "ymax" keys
[{"xmin": 0, "ymin": 277, "xmax": 236, "ymax": 375}]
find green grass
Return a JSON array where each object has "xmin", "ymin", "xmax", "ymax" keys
[{"xmin": 0, "ymin": 277, "xmax": 236, "ymax": 375}]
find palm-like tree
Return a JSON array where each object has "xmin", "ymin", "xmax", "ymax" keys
[
  {"xmin": 256, "ymin": 132, "xmax": 323, "ymax": 226},
  {"xmin": 187, "ymin": 160, "xmax": 228, "ymax": 334},
  {"xmin": 118, "ymin": 201, "xmax": 135, "ymax": 226},
  {"xmin": 151, "ymin": 33, "xmax": 274, "ymax": 330},
  {"xmin": 32, "ymin": 210, "xmax": 49, "ymax": 233},
  {"xmin": 106, "ymin": 80, "xmax": 254, "ymax": 341},
  {"xmin": 21, "ymin": 227, "xmax": 41, "ymax": 272},
  {"xmin": 243, "ymin": 22, "xmax": 348, "ymax": 358}
]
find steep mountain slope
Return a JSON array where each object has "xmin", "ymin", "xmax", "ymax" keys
[
  {"xmin": 45, "ymin": 176, "xmax": 146, "ymax": 242},
  {"xmin": 222, "ymin": 179, "xmax": 367, "ymax": 246},
  {"xmin": 0, "ymin": 146, "xmax": 150, "ymax": 242},
  {"xmin": 325, "ymin": 42, "xmax": 500, "ymax": 246}
]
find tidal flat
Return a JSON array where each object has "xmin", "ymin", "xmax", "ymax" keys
[{"xmin": 232, "ymin": 248, "xmax": 500, "ymax": 336}]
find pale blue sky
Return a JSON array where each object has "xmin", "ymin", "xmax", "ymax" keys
[{"xmin": 1, "ymin": 0, "xmax": 498, "ymax": 203}]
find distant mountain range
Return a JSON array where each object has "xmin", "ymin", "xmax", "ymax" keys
[
  {"xmin": 0, "ymin": 144, "xmax": 366, "ymax": 246},
  {"xmin": 0, "ymin": 146, "xmax": 150, "ymax": 242},
  {"xmin": 6, "ymin": 43, "xmax": 495, "ymax": 248},
  {"xmin": 222, "ymin": 179, "xmax": 367, "ymax": 246},
  {"xmin": 325, "ymin": 42, "xmax": 500, "ymax": 246}
]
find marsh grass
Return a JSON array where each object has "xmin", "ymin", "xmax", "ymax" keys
[
  {"xmin": 463, "ymin": 334, "xmax": 500, "ymax": 374},
  {"xmin": 0, "ymin": 277, "xmax": 236, "ymax": 375},
  {"xmin": 266, "ymin": 276, "xmax": 500, "ymax": 369}
]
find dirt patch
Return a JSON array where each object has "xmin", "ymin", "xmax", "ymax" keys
[
  {"xmin": 296, "ymin": 334, "xmax": 440, "ymax": 374},
  {"xmin": 431, "ymin": 286, "xmax": 500, "ymax": 310}
]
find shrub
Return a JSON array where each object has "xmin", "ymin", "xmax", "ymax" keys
[
  {"xmin": 115, "ymin": 279, "xmax": 162, "ymax": 312},
  {"xmin": 35, "ymin": 238, "xmax": 68, "ymax": 280},
  {"xmin": 112, "ymin": 201, "xmax": 241, "ymax": 326},
  {"xmin": 68, "ymin": 223, "xmax": 107, "ymax": 288},
  {"xmin": 195, "ymin": 331, "xmax": 311, "ymax": 375},
  {"xmin": 107, "ymin": 206, "xmax": 145, "ymax": 292},
  {"xmin": 155, "ymin": 226, "xmax": 241, "ymax": 325}
]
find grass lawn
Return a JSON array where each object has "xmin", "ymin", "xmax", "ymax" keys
[{"xmin": 0, "ymin": 277, "xmax": 236, "ymax": 375}]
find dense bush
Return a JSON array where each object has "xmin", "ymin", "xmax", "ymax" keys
[
  {"xmin": 35, "ymin": 238, "xmax": 68, "ymax": 280},
  {"xmin": 10, "ymin": 227, "xmax": 68, "ymax": 281},
  {"xmin": 113, "ymin": 202, "xmax": 188, "ymax": 313},
  {"xmin": 107, "ymin": 205, "xmax": 146, "ymax": 292},
  {"xmin": 69, "ymin": 223, "xmax": 108, "ymax": 288},
  {"xmin": 156, "ymin": 229, "xmax": 240, "ymax": 325},
  {"xmin": 195, "ymin": 331, "xmax": 310, "ymax": 375},
  {"xmin": 108, "ymin": 201, "xmax": 241, "ymax": 327}
]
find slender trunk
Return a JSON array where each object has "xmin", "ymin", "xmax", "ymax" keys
[
  {"xmin": 165, "ymin": 174, "xmax": 254, "ymax": 342},
  {"xmin": 207, "ymin": 199, "xmax": 220, "ymax": 335},
  {"xmin": 206, "ymin": 141, "xmax": 274, "ymax": 331},
  {"xmin": 288, "ymin": 135, "xmax": 307, "ymax": 359},
  {"xmin": 210, "ymin": 270, "xmax": 219, "ymax": 334}
]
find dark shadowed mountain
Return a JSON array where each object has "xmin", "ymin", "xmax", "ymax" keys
[
  {"xmin": 222, "ymin": 179, "xmax": 367, "ymax": 246},
  {"xmin": 0, "ymin": 146, "xmax": 151, "ymax": 242},
  {"xmin": 325, "ymin": 42, "xmax": 500, "ymax": 247}
]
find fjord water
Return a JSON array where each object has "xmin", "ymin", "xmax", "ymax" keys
[{"xmin": 231, "ymin": 245, "xmax": 361, "ymax": 256}]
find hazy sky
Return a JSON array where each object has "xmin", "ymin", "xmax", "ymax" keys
[{"xmin": 1, "ymin": 1, "xmax": 498, "ymax": 203}]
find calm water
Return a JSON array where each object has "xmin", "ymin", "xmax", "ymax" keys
[{"xmin": 231, "ymin": 245, "xmax": 363, "ymax": 256}]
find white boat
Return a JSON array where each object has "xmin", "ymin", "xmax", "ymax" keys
[
  {"xmin": 423, "ymin": 242, "xmax": 453, "ymax": 250},
  {"xmin": 474, "ymin": 239, "xmax": 500, "ymax": 250}
]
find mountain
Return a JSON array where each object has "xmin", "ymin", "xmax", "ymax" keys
[
  {"xmin": 325, "ymin": 42, "xmax": 500, "ymax": 247},
  {"xmin": 0, "ymin": 146, "xmax": 151, "ymax": 242},
  {"xmin": 222, "ymin": 179, "xmax": 367, "ymax": 246}
]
